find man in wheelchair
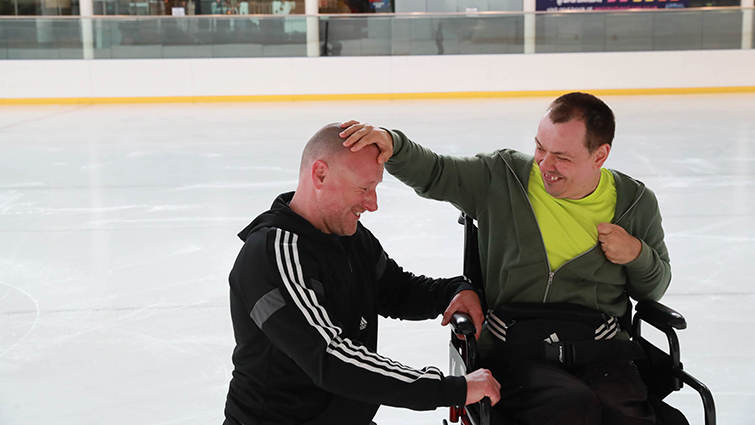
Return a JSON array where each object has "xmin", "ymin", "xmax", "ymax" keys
[{"xmin": 340, "ymin": 92, "xmax": 674, "ymax": 424}]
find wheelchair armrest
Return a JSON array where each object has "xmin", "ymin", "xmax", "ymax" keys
[
  {"xmin": 450, "ymin": 313, "xmax": 477, "ymax": 337},
  {"xmin": 635, "ymin": 300, "xmax": 687, "ymax": 330}
]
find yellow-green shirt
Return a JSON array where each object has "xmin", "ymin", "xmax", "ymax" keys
[{"xmin": 528, "ymin": 164, "xmax": 617, "ymax": 271}]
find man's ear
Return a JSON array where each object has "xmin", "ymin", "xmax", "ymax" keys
[
  {"xmin": 311, "ymin": 159, "xmax": 328, "ymax": 190},
  {"xmin": 593, "ymin": 144, "xmax": 610, "ymax": 169}
]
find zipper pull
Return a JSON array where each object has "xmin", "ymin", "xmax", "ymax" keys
[{"xmin": 543, "ymin": 272, "xmax": 555, "ymax": 302}]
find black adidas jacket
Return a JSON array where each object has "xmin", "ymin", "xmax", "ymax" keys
[{"xmin": 224, "ymin": 192, "xmax": 471, "ymax": 425}]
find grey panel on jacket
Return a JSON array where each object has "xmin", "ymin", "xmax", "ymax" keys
[{"xmin": 251, "ymin": 288, "xmax": 286, "ymax": 328}]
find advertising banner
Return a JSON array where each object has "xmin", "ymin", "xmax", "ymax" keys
[{"xmin": 536, "ymin": 0, "xmax": 688, "ymax": 11}]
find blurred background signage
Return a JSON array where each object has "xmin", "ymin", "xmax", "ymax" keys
[{"xmin": 536, "ymin": 0, "xmax": 688, "ymax": 10}]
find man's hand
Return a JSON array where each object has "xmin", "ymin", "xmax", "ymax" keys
[
  {"xmin": 465, "ymin": 369, "xmax": 501, "ymax": 406},
  {"xmin": 340, "ymin": 120, "xmax": 394, "ymax": 164},
  {"xmin": 597, "ymin": 223, "xmax": 642, "ymax": 265},
  {"xmin": 441, "ymin": 289, "xmax": 484, "ymax": 340}
]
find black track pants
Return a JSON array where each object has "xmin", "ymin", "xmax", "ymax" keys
[{"xmin": 491, "ymin": 359, "xmax": 656, "ymax": 425}]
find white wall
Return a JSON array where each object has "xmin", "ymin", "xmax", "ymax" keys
[{"xmin": 1, "ymin": 49, "xmax": 754, "ymax": 101}]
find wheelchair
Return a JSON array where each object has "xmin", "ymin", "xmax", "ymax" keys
[{"xmin": 445, "ymin": 214, "xmax": 716, "ymax": 425}]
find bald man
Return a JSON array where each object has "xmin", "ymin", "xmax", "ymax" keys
[{"xmin": 223, "ymin": 123, "xmax": 500, "ymax": 425}]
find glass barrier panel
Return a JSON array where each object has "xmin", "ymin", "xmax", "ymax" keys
[
  {"xmin": 0, "ymin": 8, "xmax": 752, "ymax": 60},
  {"xmin": 534, "ymin": 9, "xmax": 744, "ymax": 53},
  {"xmin": 2, "ymin": 18, "xmax": 83, "ymax": 59},
  {"xmin": 87, "ymin": 16, "xmax": 307, "ymax": 58},
  {"xmin": 700, "ymin": 9, "xmax": 742, "ymax": 49},
  {"xmin": 320, "ymin": 14, "xmax": 525, "ymax": 56},
  {"xmin": 320, "ymin": 16, "xmax": 390, "ymax": 56}
]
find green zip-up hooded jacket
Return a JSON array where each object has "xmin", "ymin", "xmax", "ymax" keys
[{"xmin": 385, "ymin": 130, "xmax": 671, "ymax": 350}]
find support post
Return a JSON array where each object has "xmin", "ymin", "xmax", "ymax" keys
[
  {"xmin": 524, "ymin": 0, "xmax": 536, "ymax": 54},
  {"xmin": 80, "ymin": 0, "xmax": 94, "ymax": 59},
  {"xmin": 743, "ymin": 0, "xmax": 754, "ymax": 50},
  {"xmin": 305, "ymin": 0, "xmax": 319, "ymax": 57}
]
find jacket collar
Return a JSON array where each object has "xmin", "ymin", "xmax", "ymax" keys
[
  {"xmin": 238, "ymin": 191, "xmax": 358, "ymax": 248},
  {"xmin": 497, "ymin": 149, "xmax": 646, "ymax": 220}
]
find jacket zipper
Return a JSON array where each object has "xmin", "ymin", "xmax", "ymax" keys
[
  {"xmin": 504, "ymin": 160, "xmax": 555, "ymax": 301},
  {"xmin": 341, "ymin": 246, "xmax": 354, "ymax": 273},
  {"xmin": 543, "ymin": 247, "xmax": 597, "ymax": 301}
]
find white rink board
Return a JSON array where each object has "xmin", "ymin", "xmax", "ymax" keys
[{"xmin": 1, "ymin": 49, "xmax": 754, "ymax": 100}]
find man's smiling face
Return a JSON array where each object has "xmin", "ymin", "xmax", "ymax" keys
[
  {"xmin": 534, "ymin": 115, "xmax": 609, "ymax": 200},
  {"xmin": 317, "ymin": 145, "xmax": 383, "ymax": 236}
]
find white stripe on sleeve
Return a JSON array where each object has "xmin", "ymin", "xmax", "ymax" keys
[{"xmin": 273, "ymin": 228, "xmax": 441, "ymax": 383}]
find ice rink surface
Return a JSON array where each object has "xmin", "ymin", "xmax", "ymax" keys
[{"xmin": 1, "ymin": 94, "xmax": 754, "ymax": 425}]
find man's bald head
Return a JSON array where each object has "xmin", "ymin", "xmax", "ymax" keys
[
  {"xmin": 290, "ymin": 122, "xmax": 384, "ymax": 236},
  {"xmin": 299, "ymin": 123, "xmax": 350, "ymax": 175}
]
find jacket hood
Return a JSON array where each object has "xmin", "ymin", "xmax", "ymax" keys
[
  {"xmin": 237, "ymin": 191, "xmax": 354, "ymax": 246},
  {"xmin": 237, "ymin": 192, "xmax": 314, "ymax": 242},
  {"xmin": 496, "ymin": 148, "xmax": 646, "ymax": 218}
]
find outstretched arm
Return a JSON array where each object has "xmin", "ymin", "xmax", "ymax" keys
[{"xmin": 340, "ymin": 120, "xmax": 496, "ymax": 220}]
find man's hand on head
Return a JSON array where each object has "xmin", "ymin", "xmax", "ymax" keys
[
  {"xmin": 340, "ymin": 121, "xmax": 394, "ymax": 164},
  {"xmin": 597, "ymin": 223, "xmax": 642, "ymax": 265}
]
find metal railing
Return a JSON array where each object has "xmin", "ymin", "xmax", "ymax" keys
[{"xmin": 0, "ymin": 7, "xmax": 752, "ymax": 59}]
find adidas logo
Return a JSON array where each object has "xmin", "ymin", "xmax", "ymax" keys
[{"xmin": 359, "ymin": 317, "xmax": 368, "ymax": 331}]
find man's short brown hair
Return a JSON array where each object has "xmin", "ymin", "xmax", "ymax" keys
[{"xmin": 547, "ymin": 92, "xmax": 615, "ymax": 153}]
